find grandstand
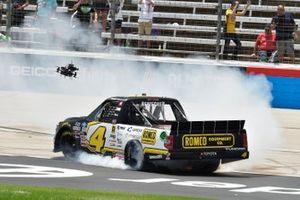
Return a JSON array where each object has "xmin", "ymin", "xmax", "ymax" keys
[{"xmin": 0, "ymin": 0, "xmax": 299, "ymax": 62}]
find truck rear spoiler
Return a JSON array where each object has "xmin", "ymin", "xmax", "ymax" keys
[{"xmin": 170, "ymin": 120, "xmax": 245, "ymax": 135}]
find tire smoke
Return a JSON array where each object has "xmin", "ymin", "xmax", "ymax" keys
[
  {"xmin": 75, "ymin": 151, "xmax": 129, "ymax": 170},
  {"xmin": 0, "ymin": 50, "xmax": 280, "ymax": 172}
]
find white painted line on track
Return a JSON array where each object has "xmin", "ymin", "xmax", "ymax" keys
[
  {"xmin": 270, "ymin": 148, "xmax": 300, "ymax": 153},
  {"xmin": 233, "ymin": 170, "xmax": 300, "ymax": 178},
  {"xmin": 0, "ymin": 154, "xmax": 55, "ymax": 160},
  {"xmin": 0, "ymin": 153, "xmax": 14, "ymax": 157},
  {"xmin": 109, "ymin": 178, "xmax": 179, "ymax": 183},
  {"xmin": 0, "ymin": 126, "xmax": 51, "ymax": 135},
  {"xmin": 0, "ymin": 163, "xmax": 93, "ymax": 178},
  {"xmin": 0, "ymin": 128, "xmax": 26, "ymax": 133},
  {"xmin": 26, "ymin": 155, "xmax": 55, "ymax": 159}
]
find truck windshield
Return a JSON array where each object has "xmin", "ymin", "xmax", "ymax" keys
[
  {"xmin": 87, "ymin": 100, "xmax": 124, "ymax": 122},
  {"xmin": 134, "ymin": 101, "xmax": 187, "ymax": 122}
]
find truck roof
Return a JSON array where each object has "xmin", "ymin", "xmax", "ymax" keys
[{"xmin": 108, "ymin": 96, "xmax": 179, "ymax": 103}]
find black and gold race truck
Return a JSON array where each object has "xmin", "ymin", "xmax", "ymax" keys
[{"xmin": 54, "ymin": 95, "xmax": 249, "ymax": 173}]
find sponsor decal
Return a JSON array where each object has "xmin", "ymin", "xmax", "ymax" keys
[
  {"xmin": 117, "ymin": 138, "xmax": 122, "ymax": 145},
  {"xmin": 160, "ymin": 131, "xmax": 167, "ymax": 142},
  {"xmin": 110, "ymin": 134, "xmax": 116, "ymax": 139},
  {"xmin": 200, "ymin": 152, "xmax": 217, "ymax": 156},
  {"xmin": 127, "ymin": 127, "xmax": 142, "ymax": 133},
  {"xmin": 80, "ymin": 132, "xmax": 88, "ymax": 147},
  {"xmin": 10, "ymin": 66, "xmax": 56, "ymax": 77},
  {"xmin": 182, "ymin": 134, "xmax": 234, "ymax": 149},
  {"xmin": 73, "ymin": 125, "xmax": 81, "ymax": 131},
  {"xmin": 112, "ymin": 125, "xmax": 116, "ymax": 134},
  {"xmin": 126, "ymin": 133, "xmax": 141, "ymax": 140},
  {"xmin": 142, "ymin": 129, "xmax": 157, "ymax": 145},
  {"xmin": 109, "ymin": 139, "xmax": 117, "ymax": 147},
  {"xmin": 144, "ymin": 148, "xmax": 168, "ymax": 155},
  {"xmin": 117, "ymin": 125, "xmax": 126, "ymax": 130},
  {"xmin": 110, "ymin": 126, "xmax": 117, "ymax": 139},
  {"xmin": 241, "ymin": 152, "xmax": 248, "ymax": 158},
  {"xmin": 226, "ymin": 147, "xmax": 246, "ymax": 151},
  {"xmin": 132, "ymin": 128, "xmax": 143, "ymax": 133},
  {"xmin": 127, "ymin": 127, "xmax": 132, "ymax": 132},
  {"xmin": 142, "ymin": 101, "xmax": 164, "ymax": 106},
  {"xmin": 149, "ymin": 155, "xmax": 163, "ymax": 159},
  {"xmin": 73, "ymin": 122, "xmax": 82, "ymax": 131},
  {"xmin": 81, "ymin": 122, "xmax": 87, "ymax": 132},
  {"xmin": 118, "ymin": 132, "xmax": 123, "ymax": 138}
]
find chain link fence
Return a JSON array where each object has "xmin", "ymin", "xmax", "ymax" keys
[{"xmin": 0, "ymin": 0, "xmax": 299, "ymax": 63}]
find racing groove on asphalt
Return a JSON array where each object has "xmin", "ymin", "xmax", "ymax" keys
[{"xmin": 0, "ymin": 155, "xmax": 299, "ymax": 200}]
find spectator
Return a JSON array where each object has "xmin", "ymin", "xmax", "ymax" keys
[
  {"xmin": 0, "ymin": 1, "xmax": 3, "ymax": 25},
  {"xmin": 107, "ymin": 0, "xmax": 124, "ymax": 45},
  {"xmin": 271, "ymin": 4, "xmax": 296, "ymax": 63},
  {"xmin": 293, "ymin": 24, "xmax": 300, "ymax": 42},
  {"xmin": 36, "ymin": 0, "xmax": 57, "ymax": 27},
  {"xmin": 251, "ymin": 24, "xmax": 278, "ymax": 62},
  {"xmin": 223, "ymin": 0, "xmax": 251, "ymax": 60},
  {"xmin": 73, "ymin": 0, "xmax": 95, "ymax": 29},
  {"xmin": 12, "ymin": 0, "xmax": 29, "ymax": 26},
  {"xmin": 93, "ymin": 0, "xmax": 109, "ymax": 32},
  {"xmin": 138, "ymin": 0, "xmax": 155, "ymax": 48}
]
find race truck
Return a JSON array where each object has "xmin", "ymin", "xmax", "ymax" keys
[{"xmin": 54, "ymin": 95, "xmax": 249, "ymax": 173}]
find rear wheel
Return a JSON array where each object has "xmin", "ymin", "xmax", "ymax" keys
[
  {"xmin": 60, "ymin": 131, "xmax": 77, "ymax": 159},
  {"xmin": 124, "ymin": 140, "xmax": 144, "ymax": 170}
]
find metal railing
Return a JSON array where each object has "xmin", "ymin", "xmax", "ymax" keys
[{"xmin": 1, "ymin": 0, "xmax": 299, "ymax": 63}]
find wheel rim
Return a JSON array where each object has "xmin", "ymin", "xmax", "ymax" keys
[{"xmin": 125, "ymin": 141, "xmax": 143, "ymax": 170}]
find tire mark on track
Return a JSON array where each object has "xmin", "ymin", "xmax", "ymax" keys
[{"xmin": 0, "ymin": 126, "xmax": 51, "ymax": 135}]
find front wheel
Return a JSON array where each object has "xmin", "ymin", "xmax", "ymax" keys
[
  {"xmin": 124, "ymin": 140, "xmax": 144, "ymax": 170},
  {"xmin": 60, "ymin": 131, "xmax": 77, "ymax": 159}
]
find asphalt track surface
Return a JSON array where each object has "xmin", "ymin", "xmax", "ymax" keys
[{"xmin": 0, "ymin": 155, "xmax": 299, "ymax": 200}]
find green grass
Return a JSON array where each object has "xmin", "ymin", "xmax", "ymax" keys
[{"xmin": 0, "ymin": 183, "xmax": 212, "ymax": 200}]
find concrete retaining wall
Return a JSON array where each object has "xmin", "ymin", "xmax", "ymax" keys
[
  {"xmin": 0, "ymin": 49, "xmax": 299, "ymax": 109},
  {"xmin": 246, "ymin": 66, "xmax": 300, "ymax": 109}
]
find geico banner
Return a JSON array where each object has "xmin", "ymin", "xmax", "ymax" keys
[{"xmin": 1, "ymin": 53, "xmax": 244, "ymax": 95}]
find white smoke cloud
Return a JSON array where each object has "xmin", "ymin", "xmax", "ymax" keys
[
  {"xmin": 0, "ymin": 15, "xmax": 281, "ymax": 171},
  {"xmin": 75, "ymin": 151, "xmax": 129, "ymax": 170}
]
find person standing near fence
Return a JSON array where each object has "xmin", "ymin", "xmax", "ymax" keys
[
  {"xmin": 36, "ymin": 0, "xmax": 57, "ymax": 27},
  {"xmin": 12, "ymin": 0, "xmax": 29, "ymax": 26},
  {"xmin": 271, "ymin": 4, "xmax": 296, "ymax": 64},
  {"xmin": 0, "ymin": 1, "xmax": 3, "ymax": 25},
  {"xmin": 73, "ymin": 0, "xmax": 95, "ymax": 28},
  {"xmin": 93, "ymin": 0, "xmax": 109, "ymax": 32},
  {"xmin": 107, "ymin": 0, "xmax": 124, "ymax": 45},
  {"xmin": 251, "ymin": 24, "xmax": 278, "ymax": 62},
  {"xmin": 138, "ymin": 0, "xmax": 155, "ymax": 48},
  {"xmin": 223, "ymin": 0, "xmax": 251, "ymax": 60}
]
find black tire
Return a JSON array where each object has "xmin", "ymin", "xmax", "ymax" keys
[
  {"xmin": 60, "ymin": 131, "xmax": 77, "ymax": 159},
  {"xmin": 124, "ymin": 140, "xmax": 144, "ymax": 170}
]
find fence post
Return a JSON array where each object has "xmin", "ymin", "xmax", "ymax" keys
[
  {"xmin": 109, "ymin": 0, "xmax": 116, "ymax": 47},
  {"xmin": 215, "ymin": 0, "xmax": 222, "ymax": 60},
  {"xmin": 6, "ymin": 0, "xmax": 12, "ymax": 37}
]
